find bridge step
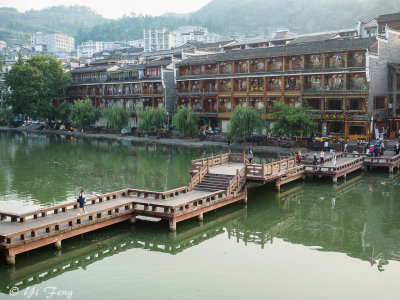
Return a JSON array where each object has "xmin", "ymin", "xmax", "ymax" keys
[{"xmin": 193, "ymin": 173, "xmax": 234, "ymax": 192}]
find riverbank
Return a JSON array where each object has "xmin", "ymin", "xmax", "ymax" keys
[{"xmin": 0, "ymin": 126, "xmax": 293, "ymax": 155}]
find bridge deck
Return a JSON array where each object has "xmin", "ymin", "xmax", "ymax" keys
[{"xmin": 1, "ymin": 151, "xmax": 399, "ymax": 265}]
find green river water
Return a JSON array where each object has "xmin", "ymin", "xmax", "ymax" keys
[{"xmin": 0, "ymin": 130, "xmax": 400, "ymax": 300}]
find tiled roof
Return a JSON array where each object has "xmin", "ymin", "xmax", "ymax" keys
[
  {"xmin": 176, "ymin": 37, "xmax": 377, "ymax": 66},
  {"xmin": 70, "ymin": 65, "xmax": 118, "ymax": 74},
  {"xmin": 377, "ymin": 12, "xmax": 400, "ymax": 23},
  {"xmin": 289, "ymin": 33, "xmax": 337, "ymax": 45}
]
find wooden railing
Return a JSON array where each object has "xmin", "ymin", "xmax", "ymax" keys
[
  {"xmin": 227, "ymin": 167, "xmax": 247, "ymax": 196},
  {"xmin": 189, "ymin": 163, "xmax": 208, "ymax": 191},
  {"xmin": 246, "ymin": 157, "xmax": 296, "ymax": 180},
  {"xmin": 364, "ymin": 154, "xmax": 400, "ymax": 166},
  {"xmin": 191, "ymin": 151, "xmax": 247, "ymax": 172},
  {"xmin": 304, "ymin": 156, "xmax": 364, "ymax": 174},
  {"xmin": 0, "ymin": 189, "xmax": 131, "ymax": 223}
]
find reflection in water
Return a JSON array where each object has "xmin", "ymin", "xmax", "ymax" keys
[
  {"xmin": 1, "ymin": 171, "xmax": 400, "ymax": 294},
  {"xmin": 1, "ymin": 131, "xmax": 400, "ymax": 298}
]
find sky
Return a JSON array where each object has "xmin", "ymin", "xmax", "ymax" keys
[{"xmin": 0, "ymin": 0, "xmax": 212, "ymax": 19}]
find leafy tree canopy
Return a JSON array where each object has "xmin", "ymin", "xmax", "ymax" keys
[
  {"xmin": 271, "ymin": 102, "xmax": 317, "ymax": 137},
  {"xmin": 103, "ymin": 105, "xmax": 131, "ymax": 130},
  {"xmin": 55, "ymin": 101, "xmax": 73, "ymax": 124},
  {"xmin": 172, "ymin": 106, "xmax": 199, "ymax": 136},
  {"xmin": 137, "ymin": 107, "xmax": 166, "ymax": 133},
  {"xmin": 4, "ymin": 55, "xmax": 71, "ymax": 119},
  {"xmin": 70, "ymin": 98, "xmax": 101, "ymax": 129},
  {"xmin": 228, "ymin": 106, "xmax": 264, "ymax": 142}
]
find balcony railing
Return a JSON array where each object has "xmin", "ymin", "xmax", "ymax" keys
[
  {"xmin": 348, "ymin": 83, "xmax": 368, "ymax": 90},
  {"xmin": 304, "ymin": 83, "xmax": 323, "ymax": 90},
  {"xmin": 348, "ymin": 58, "xmax": 365, "ymax": 68},
  {"xmin": 205, "ymin": 69, "xmax": 218, "ymax": 75},
  {"xmin": 267, "ymin": 85, "xmax": 282, "ymax": 91},
  {"xmin": 219, "ymin": 86, "xmax": 232, "ymax": 93}
]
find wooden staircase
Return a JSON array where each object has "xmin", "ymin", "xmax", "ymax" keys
[{"xmin": 193, "ymin": 173, "xmax": 234, "ymax": 192}]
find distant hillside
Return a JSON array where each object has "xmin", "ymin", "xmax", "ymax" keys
[
  {"xmin": 0, "ymin": 6, "xmax": 106, "ymax": 45},
  {"xmin": 76, "ymin": 0, "xmax": 400, "ymax": 42},
  {"xmin": 75, "ymin": 15, "xmax": 188, "ymax": 44},
  {"xmin": 188, "ymin": 0, "xmax": 400, "ymax": 35},
  {"xmin": 1, "ymin": 1, "xmax": 400, "ymax": 46}
]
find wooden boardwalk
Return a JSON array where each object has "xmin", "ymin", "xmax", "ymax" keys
[{"xmin": 1, "ymin": 150, "xmax": 400, "ymax": 265}]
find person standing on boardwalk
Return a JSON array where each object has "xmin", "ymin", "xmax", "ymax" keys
[
  {"xmin": 248, "ymin": 148, "xmax": 254, "ymax": 164},
  {"xmin": 332, "ymin": 151, "xmax": 337, "ymax": 167},
  {"xmin": 395, "ymin": 142, "xmax": 400, "ymax": 155},
  {"xmin": 77, "ymin": 189, "xmax": 87, "ymax": 215},
  {"xmin": 319, "ymin": 150, "xmax": 324, "ymax": 165}
]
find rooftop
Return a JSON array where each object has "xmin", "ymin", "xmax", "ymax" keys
[
  {"xmin": 176, "ymin": 37, "xmax": 377, "ymax": 66},
  {"xmin": 377, "ymin": 12, "xmax": 400, "ymax": 23}
]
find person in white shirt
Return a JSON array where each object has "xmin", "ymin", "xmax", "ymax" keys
[{"xmin": 319, "ymin": 150, "xmax": 324, "ymax": 165}]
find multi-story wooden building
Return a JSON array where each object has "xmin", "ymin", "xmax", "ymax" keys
[
  {"xmin": 66, "ymin": 59, "xmax": 175, "ymax": 125},
  {"xmin": 175, "ymin": 32, "xmax": 400, "ymax": 140}
]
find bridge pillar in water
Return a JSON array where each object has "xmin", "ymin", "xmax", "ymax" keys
[
  {"xmin": 53, "ymin": 240, "xmax": 62, "ymax": 250},
  {"xmin": 197, "ymin": 213, "xmax": 204, "ymax": 221},
  {"xmin": 332, "ymin": 177, "xmax": 338, "ymax": 184},
  {"xmin": 389, "ymin": 166, "xmax": 394, "ymax": 174},
  {"xmin": 129, "ymin": 216, "xmax": 136, "ymax": 224},
  {"xmin": 275, "ymin": 180, "xmax": 280, "ymax": 191},
  {"xmin": 5, "ymin": 254, "xmax": 15, "ymax": 265},
  {"xmin": 169, "ymin": 219, "xmax": 176, "ymax": 232},
  {"xmin": 243, "ymin": 197, "xmax": 248, "ymax": 204}
]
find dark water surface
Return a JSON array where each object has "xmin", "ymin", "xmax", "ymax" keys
[{"xmin": 0, "ymin": 131, "xmax": 399, "ymax": 300}]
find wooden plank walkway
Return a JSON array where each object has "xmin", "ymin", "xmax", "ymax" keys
[{"xmin": 1, "ymin": 150, "xmax": 400, "ymax": 265}]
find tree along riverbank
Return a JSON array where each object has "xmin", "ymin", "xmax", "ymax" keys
[{"xmin": 0, "ymin": 126, "xmax": 293, "ymax": 156}]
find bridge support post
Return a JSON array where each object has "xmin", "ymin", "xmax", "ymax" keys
[
  {"xmin": 389, "ymin": 167, "xmax": 394, "ymax": 174},
  {"xmin": 169, "ymin": 219, "xmax": 176, "ymax": 232},
  {"xmin": 129, "ymin": 216, "xmax": 136, "ymax": 224},
  {"xmin": 275, "ymin": 180, "xmax": 280, "ymax": 191},
  {"xmin": 343, "ymin": 174, "xmax": 347, "ymax": 181},
  {"xmin": 53, "ymin": 240, "xmax": 62, "ymax": 250},
  {"xmin": 243, "ymin": 197, "xmax": 248, "ymax": 204},
  {"xmin": 332, "ymin": 177, "xmax": 338, "ymax": 184},
  {"xmin": 5, "ymin": 254, "xmax": 15, "ymax": 265},
  {"xmin": 197, "ymin": 213, "xmax": 204, "ymax": 221}
]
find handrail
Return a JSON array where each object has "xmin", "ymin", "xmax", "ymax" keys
[
  {"xmin": 227, "ymin": 166, "xmax": 246, "ymax": 196},
  {"xmin": 0, "ymin": 188, "xmax": 131, "ymax": 223},
  {"xmin": 189, "ymin": 163, "xmax": 208, "ymax": 191},
  {"xmin": 191, "ymin": 151, "xmax": 248, "ymax": 172}
]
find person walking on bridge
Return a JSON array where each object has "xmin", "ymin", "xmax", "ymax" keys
[
  {"xmin": 332, "ymin": 151, "xmax": 337, "ymax": 168},
  {"xmin": 77, "ymin": 189, "xmax": 87, "ymax": 215},
  {"xmin": 247, "ymin": 148, "xmax": 254, "ymax": 164},
  {"xmin": 319, "ymin": 150, "xmax": 325, "ymax": 165}
]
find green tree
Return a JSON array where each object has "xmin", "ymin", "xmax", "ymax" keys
[
  {"xmin": 271, "ymin": 102, "xmax": 317, "ymax": 137},
  {"xmin": 55, "ymin": 101, "xmax": 73, "ymax": 124},
  {"xmin": 70, "ymin": 98, "xmax": 101, "ymax": 129},
  {"xmin": 137, "ymin": 107, "xmax": 166, "ymax": 133},
  {"xmin": 103, "ymin": 105, "xmax": 131, "ymax": 130},
  {"xmin": 228, "ymin": 106, "xmax": 264, "ymax": 142},
  {"xmin": 0, "ymin": 107, "xmax": 14, "ymax": 124},
  {"xmin": 4, "ymin": 55, "xmax": 71, "ymax": 119},
  {"xmin": 172, "ymin": 106, "xmax": 199, "ymax": 136}
]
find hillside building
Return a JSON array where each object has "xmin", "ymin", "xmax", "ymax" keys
[{"xmin": 31, "ymin": 32, "xmax": 75, "ymax": 54}]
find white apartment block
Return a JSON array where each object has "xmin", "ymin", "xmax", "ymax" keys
[
  {"xmin": 31, "ymin": 32, "xmax": 75, "ymax": 53},
  {"xmin": 144, "ymin": 26, "xmax": 222, "ymax": 52},
  {"xmin": 77, "ymin": 41, "xmax": 104, "ymax": 58},
  {"xmin": 127, "ymin": 39, "xmax": 144, "ymax": 48},
  {"xmin": 144, "ymin": 28, "xmax": 173, "ymax": 52}
]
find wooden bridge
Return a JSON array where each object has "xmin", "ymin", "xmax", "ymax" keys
[{"xmin": 1, "ymin": 151, "xmax": 400, "ymax": 265}]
